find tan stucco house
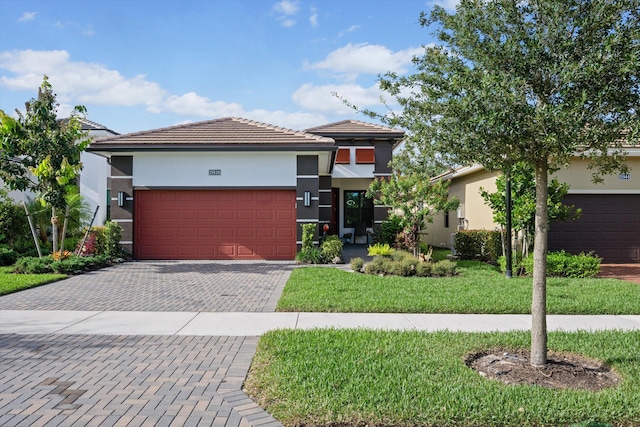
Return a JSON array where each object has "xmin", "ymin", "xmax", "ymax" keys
[{"xmin": 423, "ymin": 150, "xmax": 640, "ymax": 263}]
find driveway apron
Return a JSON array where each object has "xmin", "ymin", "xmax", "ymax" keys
[{"xmin": 0, "ymin": 260, "xmax": 293, "ymax": 427}]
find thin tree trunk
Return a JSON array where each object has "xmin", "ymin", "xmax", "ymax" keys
[
  {"xmin": 51, "ymin": 207, "xmax": 58, "ymax": 254},
  {"xmin": 531, "ymin": 160, "xmax": 549, "ymax": 367},
  {"xmin": 59, "ymin": 205, "xmax": 70, "ymax": 256}
]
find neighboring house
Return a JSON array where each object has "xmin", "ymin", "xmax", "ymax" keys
[
  {"xmin": 87, "ymin": 117, "xmax": 403, "ymax": 260},
  {"xmin": 423, "ymin": 151, "xmax": 640, "ymax": 263},
  {"xmin": 2, "ymin": 119, "xmax": 118, "ymax": 228}
]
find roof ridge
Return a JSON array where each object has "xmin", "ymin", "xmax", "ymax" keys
[
  {"xmin": 304, "ymin": 119, "xmax": 402, "ymax": 133},
  {"xmin": 232, "ymin": 117, "xmax": 333, "ymax": 142}
]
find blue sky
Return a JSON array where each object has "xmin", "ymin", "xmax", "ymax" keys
[{"xmin": 0, "ymin": 0, "xmax": 457, "ymax": 134}]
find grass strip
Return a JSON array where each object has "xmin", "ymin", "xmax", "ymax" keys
[
  {"xmin": 246, "ymin": 329, "xmax": 640, "ymax": 427},
  {"xmin": 277, "ymin": 262, "xmax": 640, "ymax": 314},
  {"xmin": 0, "ymin": 267, "xmax": 66, "ymax": 296}
]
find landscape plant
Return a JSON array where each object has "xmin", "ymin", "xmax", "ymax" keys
[
  {"xmin": 0, "ymin": 75, "xmax": 91, "ymax": 254},
  {"xmin": 360, "ymin": 0, "xmax": 639, "ymax": 366}
]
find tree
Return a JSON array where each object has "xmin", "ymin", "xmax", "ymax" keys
[
  {"xmin": 366, "ymin": 150, "xmax": 458, "ymax": 257},
  {"xmin": 0, "ymin": 75, "xmax": 91, "ymax": 253},
  {"xmin": 480, "ymin": 162, "xmax": 581, "ymax": 258},
  {"xmin": 365, "ymin": 1, "xmax": 639, "ymax": 366}
]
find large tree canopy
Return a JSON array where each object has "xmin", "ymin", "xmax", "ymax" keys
[{"xmin": 367, "ymin": 0, "xmax": 639, "ymax": 366}]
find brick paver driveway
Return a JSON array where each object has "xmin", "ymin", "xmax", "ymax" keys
[
  {"xmin": 0, "ymin": 260, "xmax": 293, "ymax": 312},
  {"xmin": 0, "ymin": 260, "xmax": 293, "ymax": 427}
]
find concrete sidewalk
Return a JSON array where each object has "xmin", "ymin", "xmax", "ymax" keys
[{"xmin": 2, "ymin": 310, "xmax": 639, "ymax": 335}]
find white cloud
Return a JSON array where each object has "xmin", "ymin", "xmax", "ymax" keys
[
  {"xmin": 273, "ymin": 0, "xmax": 299, "ymax": 16},
  {"xmin": 18, "ymin": 11, "xmax": 37, "ymax": 22},
  {"xmin": 292, "ymin": 83, "xmax": 385, "ymax": 115},
  {"xmin": 0, "ymin": 49, "xmax": 166, "ymax": 106},
  {"xmin": 273, "ymin": 0, "xmax": 300, "ymax": 27},
  {"xmin": 309, "ymin": 7, "xmax": 318, "ymax": 27},
  {"xmin": 307, "ymin": 43, "xmax": 423, "ymax": 79},
  {"xmin": 338, "ymin": 25, "xmax": 360, "ymax": 38}
]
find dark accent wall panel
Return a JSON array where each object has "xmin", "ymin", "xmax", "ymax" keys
[
  {"xmin": 297, "ymin": 155, "xmax": 319, "ymax": 175},
  {"xmin": 111, "ymin": 156, "xmax": 133, "ymax": 176},
  {"xmin": 374, "ymin": 143, "xmax": 393, "ymax": 174}
]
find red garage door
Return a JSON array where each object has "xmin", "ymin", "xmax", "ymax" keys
[
  {"xmin": 135, "ymin": 190, "xmax": 296, "ymax": 260},
  {"xmin": 548, "ymin": 194, "xmax": 640, "ymax": 263}
]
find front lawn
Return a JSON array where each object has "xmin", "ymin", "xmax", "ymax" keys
[
  {"xmin": 0, "ymin": 266, "xmax": 66, "ymax": 296},
  {"xmin": 277, "ymin": 261, "xmax": 640, "ymax": 314},
  {"xmin": 246, "ymin": 329, "xmax": 640, "ymax": 427}
]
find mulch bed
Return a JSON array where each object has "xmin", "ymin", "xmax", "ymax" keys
[{"xmin": 465, "ymin": 348, "xmax": 620, "ymax": 391}]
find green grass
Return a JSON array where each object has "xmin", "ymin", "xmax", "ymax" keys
[
  {"xmin": 277, "ymin": 261, "xmax": 640, "ymax": 314},
  {"xmin": 0, "ymin": 266, "xmax": 66, "ymax": 296},
  {"xmin": 246, "ymin": 329, "xmax": 640, "ymax": 427}
]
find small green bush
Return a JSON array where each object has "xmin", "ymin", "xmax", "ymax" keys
[
  {"xmin": 454, "ymin": 230, "xmax": 502, "ymax": 262},
  {"xmin": 296, "ymin": 247, "xmax": 323, "ymax": 264},
  {"xmin": 320, "ymin": 235, "xmax": 343, "ymax": 263},
  {"xmin": 0, "ymin": 246, "xmax": 18, "ymax": 266},
  {"xmin": 520, "ymin": 251, "xmax": 601, "ymax": 278},
  {"xmin": 368, "ymin": 243, "xmax": 395, "ymax": 257},
  {"xmin": 14, "ymin": 254, "xmax": 112, "ymax": 274},
  {"xmin": 390, "ymin": 257, "xmax": 417, "ymax": 277},
  {"xmin": 415, "ymin": 262, "xmax": 432, "ymax": 277},
  {"xmin": 375, "ymin": 215, "xmax": 403, "ymax": 246},
  {"xmin": 432, "ymin": 260, "xmax": 458, "ymax": 276},
  {"xmin": 104, "ymin": 221, "xmax": 124, "ymax": 258},
  {"xmin": 350, "ymin": 257, "xmax": 364, "ymax": 272},
  {"xmin": 364, "ymin": 256, "xmax": 393, "ymax": 275}
]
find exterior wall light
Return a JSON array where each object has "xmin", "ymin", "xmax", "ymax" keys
[
  {"xmin": 117, "ymin": 191, "xmax": 125, "ymax": 207},
  {"xmin": 303, "ymin": 191, "xmax": 311, "ymax": 207}
]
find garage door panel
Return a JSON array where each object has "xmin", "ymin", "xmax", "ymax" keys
[
  {"xmin": 549, "ymin": 194, "xmax": 640, "ymax": 262},
  {"xmin": 135, "ymin": 190, "xmax": 296, "ymax": 260}
]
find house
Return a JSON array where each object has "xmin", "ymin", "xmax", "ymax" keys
[
  {"xmin": 423, "ymin": 151, "xmax": 640, "ymax": 263},
  {"xmin": 87, "ymin": 117, "xmax": 403, "ymax": 260}
]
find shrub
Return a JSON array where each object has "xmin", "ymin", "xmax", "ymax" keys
[
  {"xmin": 0, "ymin": 246, "xmax": 18, "ymax": 266},
  {"xmin": 104, "ymin": 221, "xmax": 124, "ymax": 258},
  {"xmin": 368, "ymin": 243, "xmax": 395, "ymax": 257},
  {"xmin": 521, "ymin": 251, "xmax": 601, "ymax": 278},
  {"xmin": 375, "ymin": 215, "xmax": 403, "ymax": 246},
  {"xmin": 432, "ymin": 260, "xmax": 458, "ymax": 276},
  {"xmin": 453, "ymin": 230, "xmax": 502, "ymax": 262},
  {"xmin": 390, "ymin": 257, "xmax": 417, "ymax": 277},
  {"xmin": 364, "ymin": 256, "xmax": 393, "ymax": 275},
  {"xmin": 0, "ymin": 192, "xmax": 30, "ymax": 248},
  {"xmin": 350, "ymin": 257, "xmax": 364, "ymax": 272},
  {"xmin": 415, "ymin": 262, "xmax": 432, "ymax": 277},
  {"xmin": 14, "ymin": 254, "xmax": 111, "ymax": 274},
  {"xmin": 296, "ymin": 247, "xmax": 323, "ymax": 264},
  {"xmin": 320, "ymin": 235, "xmax": 343, "ymax": 263}
]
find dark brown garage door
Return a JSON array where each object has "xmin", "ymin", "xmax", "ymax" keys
[
  {"xmin": 548, "ymin": 194, "xmax": 640, "ymax": 262},
  {"xmin": 134, "ymin": 190, "xmax": 296, "ymax": 260}
]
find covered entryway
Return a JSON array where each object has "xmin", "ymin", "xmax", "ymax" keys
[
  {"xmin": 134, "ymin": 190, "xmax": 296, "ymax": 260},
  {"xmin": 548, "ymin": 194, "xmax": 640, "ymax": 263}
]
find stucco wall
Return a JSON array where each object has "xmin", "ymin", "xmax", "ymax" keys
[
  {"xmin": 132, "ymin": 152, "xmax": 298, "ymax": 188},
  {"xmin": 423, "ymin": 155, "xmax": 640, "ymax": 249}
]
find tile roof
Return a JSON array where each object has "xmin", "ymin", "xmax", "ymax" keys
[
  {"xmin": 88, "ymin": 117, "xmax": 335, "ymax": 151},
  {"xmin": 305, "ymin": 120, "xmax": 404, "ymax": 138}
]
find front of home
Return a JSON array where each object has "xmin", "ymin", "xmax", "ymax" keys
[
  {"xmin": 88, "ymin": 117, "xmax": 403, "ymax": 260},
  {"xmin": 423, "ymin": 152, "xmax": 640, "ymax": 263}
]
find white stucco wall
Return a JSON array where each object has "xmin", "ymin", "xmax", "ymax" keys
[
  {"xmin": 79, "ymin": 151, "xmax": 109, "ymax": 225},
  {"xmin": 132, "ymin": 152, "xmax": 298, "ymax": 188}
]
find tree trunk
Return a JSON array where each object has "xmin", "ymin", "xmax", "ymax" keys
[
  {"xmin": 51, "ymin": 207, "xmax": 59, "ymax": 254},
  {"xmin": 531, "ymin": 160, "xmax": 549, "ymax": 367}
]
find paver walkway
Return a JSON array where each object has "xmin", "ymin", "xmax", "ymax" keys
[{"xmin": 1, "ymin": 260, "xmax": 292, "ymax": 427}]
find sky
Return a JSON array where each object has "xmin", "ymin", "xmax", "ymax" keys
[{"xmin": 0, "ymin": 0, "xmax": 458, "ymax": 135}]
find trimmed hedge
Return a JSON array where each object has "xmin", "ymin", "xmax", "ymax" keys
[
  {"xmin": 499, "ymin": 251, "xmax": 601, "ymax": 278},
  {"xmin": 13, "ymin": 254, "xmax": 112, "ymax": 275},
  {"xmin": 453, "ymin": 230, "xmax": 502, "ymax": 262},
  {"xmin": 361, "ymin": 252, "xmax": 458, "ymax": 277}
]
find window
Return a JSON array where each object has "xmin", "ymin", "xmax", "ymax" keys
[
  {"xmin": 355, "ymin": 148, "xmax": 375, "ymax": 164},
  {"xmin": 344, "ymin": 190, "xmax": 374, "ymax": 227},
  {"xmin": 336, "ymin": 148, "xmax": 350, "ymax": 164}
]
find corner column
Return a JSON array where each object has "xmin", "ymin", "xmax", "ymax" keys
[
  {"xmin": 296, "ymin": 155, "xmax": 319, "ymax": 249},
  {"xmin": 109, "ymin": 156, "xmax": 134, "ymax": 255}
]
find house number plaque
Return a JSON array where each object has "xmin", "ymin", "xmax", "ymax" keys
[
  {"xmin": 209, "ymin": 169, "xmax": 222, "ymax": 176},
  {"xmin": 618, "ymin": 173, "xmax": 631, "ymax": 180}
]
